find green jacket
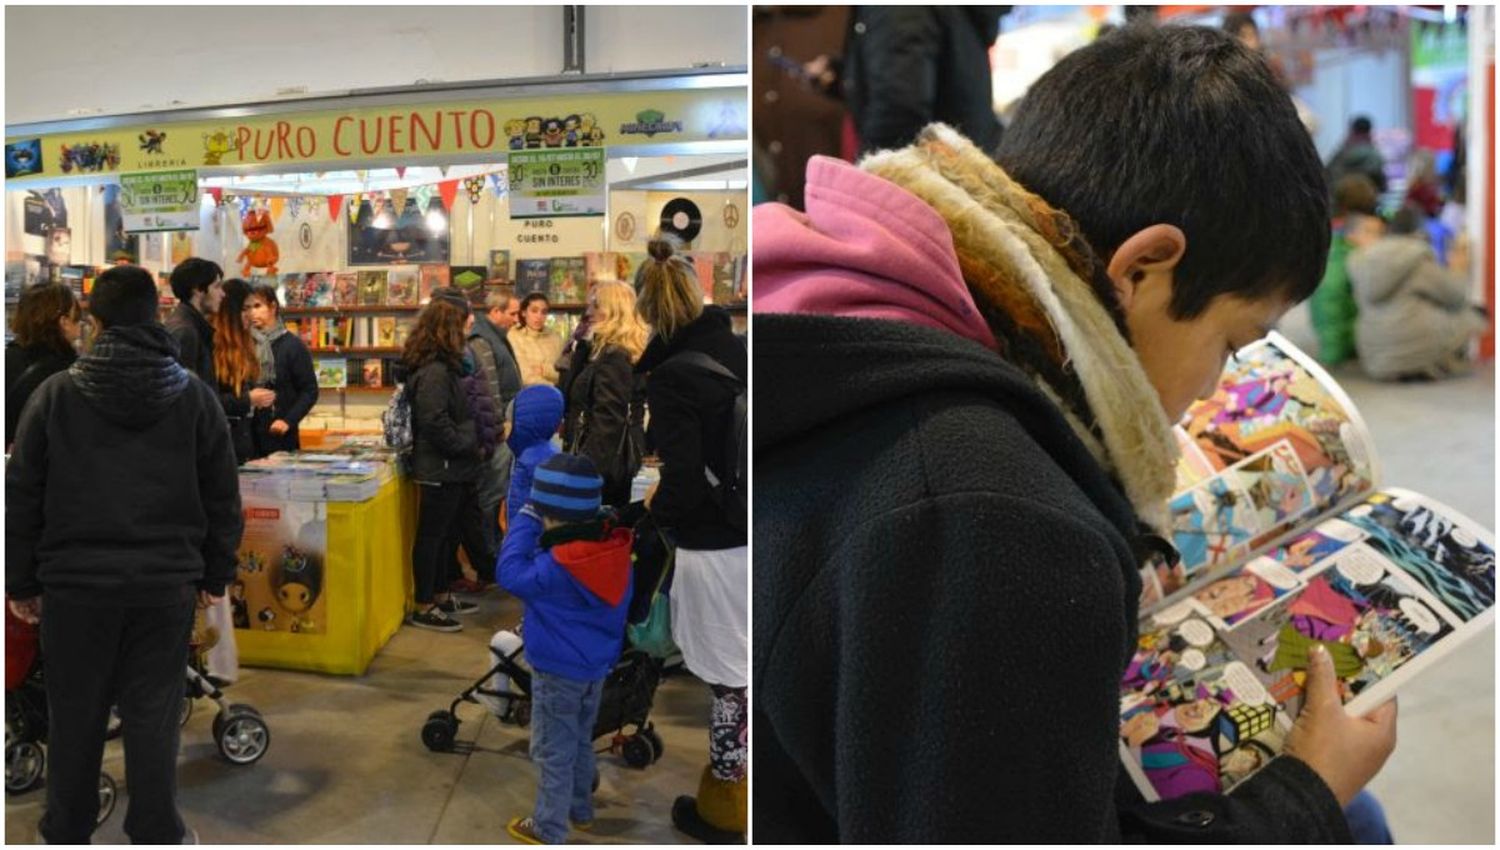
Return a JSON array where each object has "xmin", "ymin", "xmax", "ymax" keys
[{"xmin": 1309, "ymin": 231, "xmax": 1358, "ymax": 365}]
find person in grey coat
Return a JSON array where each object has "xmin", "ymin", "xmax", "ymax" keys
[{"xmin": 1348, "ymin": 210, "xmax": 1486, "ymax": 381}]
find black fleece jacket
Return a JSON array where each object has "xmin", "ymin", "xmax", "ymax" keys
[
  {"xmin": 409, "ymin": 358, "xmax": 481, "ymax": 484},
  {"xmin": 567, "ymin": 343, "xmax": 646, "ymax": 508},
  {"xmin": 255, "ymin": 331, "xmax": 319, "ymax": 455},
  {"xmin": 6, "ymin": 342, "xmax": 77, "ymax": 447},
  {"xmin": 753, "ymin": 314, "xmax": 1351, "ymax": 844},
  {"xmin": 6, "ymin": 324, "xmax": 244, "ymax": 603},
  {"xmin": 636, "ymin": 306, "xmax": 746, "ymax": 551}
]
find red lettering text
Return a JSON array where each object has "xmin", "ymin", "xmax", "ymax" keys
[
  {"xmin": 411, "ymin": 112, "xmax": 441, "ymax": 151},
  {"xmin": 359, "ymin": 117, "xmax": 382, "ymax": 156},
  {"xmin": 471, "ymin": 111, "xmax": 495, "ymax": 150},
  {"xmin": 450, "ymin": 110, "xmax": 468, "ymax": 149},
  {"xmin": 333, "ymin": 116, "xmax": 353, "ymax": 156},
  {"xmin": 388, "ymin": 113, "xmax": 405, "ymax": 154},
  {"xmin": 275, "ymin": 121, "xmax": 294, "ymax": 159},
  {"xmin": 234, "ymin": 126, "xmax": 253, "ymax": 162},
  {"xmin": 296, "ymin": 126, "xmax": 316, "ymax": 159}
]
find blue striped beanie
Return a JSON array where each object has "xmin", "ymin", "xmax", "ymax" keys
[{"xmin": 530, "ymin": 453, "xmax": 603, "ymax": 522}]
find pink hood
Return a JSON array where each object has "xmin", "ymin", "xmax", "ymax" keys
[{"xmin": 753, "ymin": 155, "xmax": 998, "ymax": 352}]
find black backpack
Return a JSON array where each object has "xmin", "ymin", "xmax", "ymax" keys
[{"xmin": 668, "ymin": 351, "xmax": 746, "ymax": 533}]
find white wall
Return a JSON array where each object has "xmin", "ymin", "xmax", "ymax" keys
[{"xmin": 4, "ymin": 5, "xmax": 747, "ymax": 126}]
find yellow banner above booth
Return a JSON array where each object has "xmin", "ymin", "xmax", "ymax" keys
[{"xmin": 4, "ymin": 87, "xmax": 746, "ymax": 185}]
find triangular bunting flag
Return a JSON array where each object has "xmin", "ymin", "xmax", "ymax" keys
[
  {"xmin": 396, "ymin": 166, "xmax": 407, "ymax": 179},
  {"xmin": 328, "ymin": 194, "xmax": 344, "ymax": 222},
  {"xmin": 268, "ymin": 197, "xmax": 286, "ymax": 221},
  {"xmin": 438, "ymin": 180, "xmax": 459, "ymax": 211}
]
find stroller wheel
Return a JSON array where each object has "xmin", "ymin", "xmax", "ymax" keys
[
  {"xmin": 513, "ymin": 701, "xmax": 531, "ymax": 729},
  {"xmin": 97, "ymin": 773, "xmax": 117, "ymax": 825},
  {"xmin": 641, "ymin": 724, "xmax": 664, "ymax": 764},
  {"xmin": 214, "ymin": 706, "xmax": 270, "ymax": 765},
  {"xmin": 180, "ymin": 696, "xmax": 194, "ymax": 728},
  {"xmin": 5, "ymin": 740, "xmax": 44, "ymax": 794},
  {"xmin": 422, "ymin": 711, "xmax": 459, "ymax": 752},
  {"xmin": 622, "ymin": 734, "xmax": 653, "ymax": 769}
]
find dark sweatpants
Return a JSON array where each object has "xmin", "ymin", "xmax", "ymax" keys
[{"xmin": 40, "ymin": 593, "xmax": 195, "ymax": 844}]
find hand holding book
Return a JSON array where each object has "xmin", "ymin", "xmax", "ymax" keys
[{"xmin": 1281, "ymin": 644, "xmax": 1398, "ymax": 807}]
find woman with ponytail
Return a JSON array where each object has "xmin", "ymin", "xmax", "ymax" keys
[{"xmin": 634, "ymin": 236, "xmax": 748, "ymax": 843}]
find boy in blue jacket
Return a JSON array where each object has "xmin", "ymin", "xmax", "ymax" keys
[
  {"xmin": 505, "ymin": 384, "xmax": 565, "ymax": 528},
  {"xmin": 500, "ymin": 453, "xmax": 634, "ymax": 845}
]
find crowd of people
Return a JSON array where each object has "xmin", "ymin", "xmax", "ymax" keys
[{"xmin": 5, "ymin": 236, "xmax": 748, "ymax": 844}]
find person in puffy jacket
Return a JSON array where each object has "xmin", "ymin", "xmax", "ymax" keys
[
  {"xmin": 5, "ymin": 282, "xmax": 81, "ymax": 449},
  {"xmin": 1348, "ymin": 210, "xmax": 1486, "ymax": 381},
  {"xmin": 506, "ymin": 384, "xmax": 566, "ymax": 528},
  {"xmin": 7, "ymin": 265, "xmax": 242, "ymax": 844},
  {"xmin": 499, "ymin": 453, "xmax": 633, "ymax": 845},
  {"xmin": 403, "ymin": 295, "xmax": 494, "ymax": 633}
]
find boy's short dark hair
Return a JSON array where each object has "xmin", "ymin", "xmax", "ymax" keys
[
  {"xmin": 249, "ymin": 281, "xmax": 281, "ymax": 310},
  {"xmin": 90, "ymin": 265, "xmax": 160, "ymax": 328},
  {"xmin": 1351, "ymin": 115, "xmax": 1373, "ymax": 135},
  {"xmin": 169, "ymin": 257, "xmax": 223, "ymax": 304},
  {"xmin": 995, "ymin": 24, "xmax": 1330, "ymax": 320},
  {"xmin": 1332, "ymin": 174, "xmax": 1380, "ymax": 217}
]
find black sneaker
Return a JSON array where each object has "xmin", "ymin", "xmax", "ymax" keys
[
  {"xmin": 409, "ymin": 608, "xmax": 462, "ymax": 632},
  {"xmin": 436, "ymin": 598, "xmax": 480, "ymax": 616}
]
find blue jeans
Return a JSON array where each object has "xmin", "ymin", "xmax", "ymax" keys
[
  {"xmin": 1345, "ymin": 790, "xmax": 1393, "ymax": 844},
  {"xmin": 529, "ymin": 670, "xmax": 604, "ymax": 844}
]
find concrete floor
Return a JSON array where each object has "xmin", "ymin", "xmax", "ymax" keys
[
  {"xmin": 1279, "ymin": 304, "xmax": 1495, "ymax": 845},
  {"xmin": 5, "ymin": 592, "xmax": 713, "ymax": 844}
]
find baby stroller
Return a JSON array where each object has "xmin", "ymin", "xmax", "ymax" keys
[
  {"xmin": 421, "ymin": 626, "xmax": 666, "ymax": 769},
  {"xmin": 5, "ymin": 604, "xmax": 119, "ymax": 824},
  {"xmin": 183, "ymin": 605, "xmax": 270, "ymax": 766}
]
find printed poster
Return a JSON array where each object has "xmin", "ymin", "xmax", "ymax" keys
[
  {"xmin": 233, "ymin": 499, "xmax": 328, "ymax": 635},
  {"xmin": 508, "ymin": 147, "xmax": 606, "ymax": 219},
  {"xmin": 120, "ymin": 169, "xmax": 200, "ymax": 232}
]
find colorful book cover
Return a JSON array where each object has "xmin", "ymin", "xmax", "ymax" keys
[
  {"xmin": 689, "ymin": 254, "xmax": 717, "ymax": 303},
  {"xmin": 376, "ymin": 316, "xmax": 397, "ymax": 348},
  {"xmin": 358, "ymin": 270, "xmax": 388, "ymax": 306},
  {"xmin": 709, "ymin": 253, "xmax": 736, "ymax": 305},
  {"xmin": 333, "ymin": 272, "xmax": 359, "ymax": 307},
  {"xmin": 488, "ymin": 250, "xmax": 512, "ymax": 284},
  {"xmin": 315, "ymin": 358, "xmax": 348, "ymax": 389},
  {"xmin": 387, "ymin": 268, "xmax": 419, "ymax": 306},
  {"xmin": 515, "ymin": 259, "xmax": 551, "ymax": 298},
  {"xmin": 393, "ymin": 320, "xmax": 412, "ymax": 347},
  {"xmin": 362, "ymin": 359, "xmax": 384, "ymax": 388},
  {"xmin": 303, "ymin": 272, "xmax": 335, "ymax": 308},
  {"xmin": 450, "ymin": 266, "xmax": 487, "ymax": 306},
  {"xmin": 418, "ymin": 265, "xmax": 448, "ymax": 304},
  {"xmin": 280, "ymin": 273, "xmax": 306, "ymax": 308},
  {"xmin": 548, "ymin": 257, "xmax": 587, "ymax": 305},
  {"xmin": 585, "ymin": 252, "xmax": 647, "ymax": 285}
]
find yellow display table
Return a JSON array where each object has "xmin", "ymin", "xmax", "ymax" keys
[{"xmin": 232, "ymin": 477, "xmax": 417, "ymax": 676}]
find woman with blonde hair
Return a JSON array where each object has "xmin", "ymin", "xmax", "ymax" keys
[
  {"xmin": 210, "ymin": 278, "xmax": 270, "ymax": 464},
  {"xmin": 633, "ymin": 236, "xmax": 748, "ymax": 842},
  {"xmin": 564, "ymin": 279, "xmax": 648, "ymax": 507}
]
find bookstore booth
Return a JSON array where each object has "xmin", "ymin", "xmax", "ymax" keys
[{"xmin": 4, "ymin": 68, "xmax": 749, "ymax": 675}]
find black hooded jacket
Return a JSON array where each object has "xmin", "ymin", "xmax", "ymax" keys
[
  {"xmin": 844, "ymin": 6, "xmax": 1006, "ymax": 155},
  {"xmin": 6, "ymin": 324, "xmax": 244, "ymax": 604},
  {"xmin": 753, "ymin": 313, "xmax": 1352, "ymax": 843},
  {"xmin": 636, "ymin": 306, "xmax": 746, "ymax": 551}
]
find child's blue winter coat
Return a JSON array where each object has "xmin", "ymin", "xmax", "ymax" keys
[
  {"xmin": 498, "ymin": 507, "xmax": 633, "ymax": 681},
  {"xmin": 506, "ymin": 384, "xmax": 564, "ymax": 525}
]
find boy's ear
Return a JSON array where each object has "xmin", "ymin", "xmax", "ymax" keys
[{"xmin": 1106, "ymin": 224, "xmax": 1188, "ymax": 311}]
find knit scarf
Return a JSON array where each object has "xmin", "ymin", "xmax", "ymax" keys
[
  {"xmin": 251, "ymin": 321, "xmax": 289, "ymax": 386},
  {"xmin": 860, "ymin": 124, "xmax": 1178, "ymax": 530}
]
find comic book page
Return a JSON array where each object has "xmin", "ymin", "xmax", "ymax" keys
[
  {"xmin": 1120, "ymin": 487, "xmax": 1495, "ymax": 802},
  {"xmin": 1147, "ymin": 332, "xmax": 1380, "ymax": 604}
]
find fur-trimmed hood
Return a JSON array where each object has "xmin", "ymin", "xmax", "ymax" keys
[{"xmin": 753, "ymin": 124, "xmax": 1178, "ymax": 530}]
